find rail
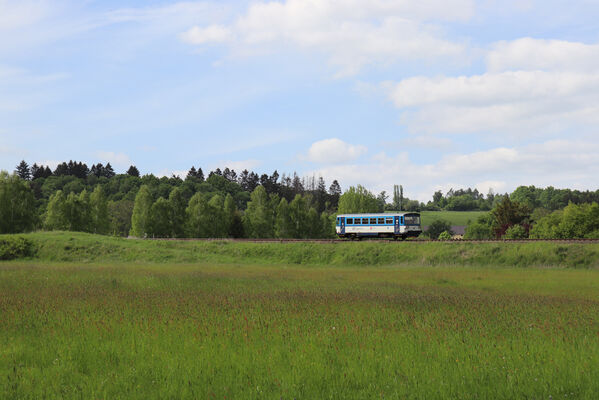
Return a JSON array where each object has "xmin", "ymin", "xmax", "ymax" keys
[{"xmin": 138, "ymin": 238, "xmax": 599, "ymax": 244}]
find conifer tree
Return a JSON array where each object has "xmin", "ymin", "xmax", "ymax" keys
[
  {"xmin": 126, "ymin": 165, "xmax": 140, "ymax": 177},
  {"xmin": 104, "ymin": 163, "xmax": 115, "ymax": 178},
  {"xmin": 15, "ymin": 160, "xmax": 31, "ymax": 180},
  {"xmin": 130, "ymin": 185, "xmax": 152, "ymax": 237}
]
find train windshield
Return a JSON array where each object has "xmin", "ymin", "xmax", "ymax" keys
[{"xmin": 404, "ymin": 215, "xmax": 420, "ymax": 225}]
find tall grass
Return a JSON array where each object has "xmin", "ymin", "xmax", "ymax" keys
[
  {"xmin": 7, "ymin": 231, "xmax": 599, "ymax": 268},
  {"xmin": 1, "ymin": 263, "xmax": 598, "ymax": 399}
]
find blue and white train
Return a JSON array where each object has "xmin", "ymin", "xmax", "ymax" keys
[{"xmin": 335, "ymin": 213, "xmax": 422, "ymax": 240}]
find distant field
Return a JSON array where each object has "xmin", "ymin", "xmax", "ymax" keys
[
  {"xmin": 420, "ymin": 210, "xmax": 488, "ymax": 226},
  {"xmin": 2, "ymin": 261, "xmax": 599, "ymax": 399}
]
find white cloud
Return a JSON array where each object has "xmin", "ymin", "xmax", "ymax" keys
[
  {"xmin": 386, "ymin": 69, "xmax": 599, "ymax": 135},
  {"xmin": 96, "ymin": 151, "xmax": 133, "ymax": 168},
  {"xmin": 475, "ymin": 181, "xmax": 507, "ymax": 195},
  {"xmin": 217, "ymin": 159, "xmax": 262, "ymax": 172},
  {"xmin": 380, "ymin": 37, "xmax": 599, "ymax": 136},
  {"xmin": 305, "ymin": 138, "xmax": 367, "ymax": 164},
  {"xmin": 308, "ymin": 139, "xmax": 599, "ymax": 201},
  {"xmin": 487, "ymin": 38, "xmax": 599, "ymax": 73},
  {"xmin": 181, "ymin": 0, "xmax": 471, "ymax": 75},
  {"xmin": 181, "ymin": 24, "xmax": 232, "ymax": 44}
]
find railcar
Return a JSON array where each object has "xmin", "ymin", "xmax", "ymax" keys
[{"xmin": 335, "ymin": 213, "xmax": 422, "ymax": 240}]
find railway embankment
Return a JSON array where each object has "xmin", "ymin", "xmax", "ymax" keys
[{"xmin": 2, "ymin": 231, "xmax": 599, "ymax": 268}]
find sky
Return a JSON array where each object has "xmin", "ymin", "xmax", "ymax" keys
[{"xmin": 1, "ymin": 0, "xmax": 599, "ymax": 201}]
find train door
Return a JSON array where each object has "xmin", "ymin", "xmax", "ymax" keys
[
  {"xmin": 394, "ymin": 216, "xmax": 400, "ymax": 235},
  {"xmin": 340, "ymin": 217, "xmax": 346, "ymax": 235}
]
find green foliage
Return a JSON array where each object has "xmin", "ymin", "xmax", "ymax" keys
[
  {"xmin": 148, "ymin": 197, "xmax": 172, "ymax": 238},
  {"xmin": 530, "ymin": 202, "xmax": 599, "ymax": 239},
  {"xmin": 337, "ymin": 185, "xmax": 381, "ymax": 214},
  {"xmin": 445, "ymin": 194, "xmax": 479, "ymax": 211},
  {"xmin": 438, "ymin": 230, "xmax": 452, "ymax": 240},
  {"xmin": 0, "ymin": 236, "xmax": 34, "ymax": 259},
  {"xmin": 129, "ymin": 185, "xmax": 152, "ymax": 237},
  {"xmin": 491, "ymin": 196, "xmax": 530, "ymax": 236},
  {"xmin": 504, "ymin": 225, "xmax": 528, "ymax": 239},
  {"xmin": 0, "ymin": 172, "xmax": 36, "ymax": 233},
  {"xmin": 44, "ymin": 190, "xmax": 68, "ymax": 230},
  {"xmin": 464, "ymin": 214, "xmax": 494, "ymax": 240},
  {"xmin": 168, "ymin": 188, "xmax": 187, "ymax": 238},
  {"xmin": 223, "ymin": 194, "xmax": 237, "ymax": 237},
  {"xmin": 186, "ymin": 193, "xmax": 227, "ymax": 238},
  {"xmin": 108, "ymin": 200, "xmax": 133, "ymax": 236},
  {"xmin": 426, "ymin": 219, "xmax": 453, "ymax": 239},
  {"xmin": 90, "ymin": 186, "xmax": 110, "ymax": 234},
  {"xmin": 243, "ymin": 186, "xmax": 274, "ymax": 238},
  {"xmin": 274, "ymin": 198, "xmax": 292, "ymax": 238}
]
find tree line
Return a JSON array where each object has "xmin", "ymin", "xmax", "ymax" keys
[
  {"xmin": 4, "ymin": 159, "xmax": 599, "ymax": 239},
  {"xmin": 4, "ymin": 160, "xmax": 342, "ymax": 238}
]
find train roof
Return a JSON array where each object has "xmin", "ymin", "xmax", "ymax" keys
[{"xmin": 336, "ymin": 212, "xmax": 420, "ymax": 217}]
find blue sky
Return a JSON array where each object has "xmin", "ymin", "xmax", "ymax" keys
[{"xmin": 1, "ymin": 0, "xmax": 599, "ymax": 200}]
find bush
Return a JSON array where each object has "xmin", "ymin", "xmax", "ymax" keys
[
  {"xmin": 438, "ymin": 231, "xmax": 452, "ymax": 241},
  {"xmin": 464, "ymin": 222, "xmax": 493, "ymax": 239},
  {"xmin": 504, "ymin": 225, "xmax": 527, "ymax": 239},
  {"xmin": 530, "ymin": 202, "xmax": 599, "ymax": 239},
  {"xmin": 0, "ymin": 236, "xmax": 35, "ymax": 260},
  {"xmin": 426, "ymin": 219, "xmax": 453, "ymax": 239}
]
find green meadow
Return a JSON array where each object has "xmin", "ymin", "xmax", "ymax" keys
[
  {"xmin": 1, "ymin": 233, "xmax": 599, "ymax": 398},
  {"xmin": 420, "ymin": 211, "xmax": 488, "ymax": 226}
]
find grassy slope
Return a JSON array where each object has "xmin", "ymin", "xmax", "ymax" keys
[
  {"xmin": 6, "ymin": 231, "xmax": 599, "ymax": 268},
  {"xmin": 420, "ymin": 210, "xmax": 488, "ymax": 226},
  {"xmin": 2, "ymin": 262, "xmax": 599, "ymax": 399}
]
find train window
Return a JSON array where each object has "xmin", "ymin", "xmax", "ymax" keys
[
  {"xmin": 362, "ymin": 218, "xmax": 369, "ymax": 224},
  {"xmin": 368, "ymin": 218, "xmax": 375, "ymax": 224},
  {"xmin": 405, "ymin": 215, "xmax": 421, "ymax": 225},
  {"xmin": 377, "ymin": 218, "xmax": 385, "ymax": 224},
  {"xmin": 354, "ymin": 219, "xmax": 361, "ymax": 225},
  {"xmin": 386, "ymin": 218, "xmax": 393, "ymax": 224},
  {"xmin": 347, "ymin": 218, "xmax": 353, "ymax": 224}
]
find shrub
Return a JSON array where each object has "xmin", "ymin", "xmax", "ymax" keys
[
  {"xmin": 438, "ymin": 231, "xmax": 453, "ymax": 241},
  {"xmin": 504, "ymin": 225, "xmax": 527, "ymax": 239},
  {"xmin": 0, "ymin": 236, "xmax": 35, "ymax": 260},
  {"xmin": 426, "ymin": 219, "xmax": 453, "ymax": 239}
]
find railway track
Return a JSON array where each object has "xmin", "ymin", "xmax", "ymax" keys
[{"xmin": 143, "ymin": 238, "xmax": 599, "ymax": 244}]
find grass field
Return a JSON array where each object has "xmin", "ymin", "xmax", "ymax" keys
[
  {"xmin": 2, "ymin": 262, "xmax": 598, "ymax": 399},
  {"xmin": 420, "ymin": 211, "xmax": 488, "ymax": 226},
  {"xmin": 10, "ymin": 231, "xmax": 599, "ymax": 268},
  {"xmin": 2, "ymin": 233, "xmax": 599, "ymax": 398}
]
